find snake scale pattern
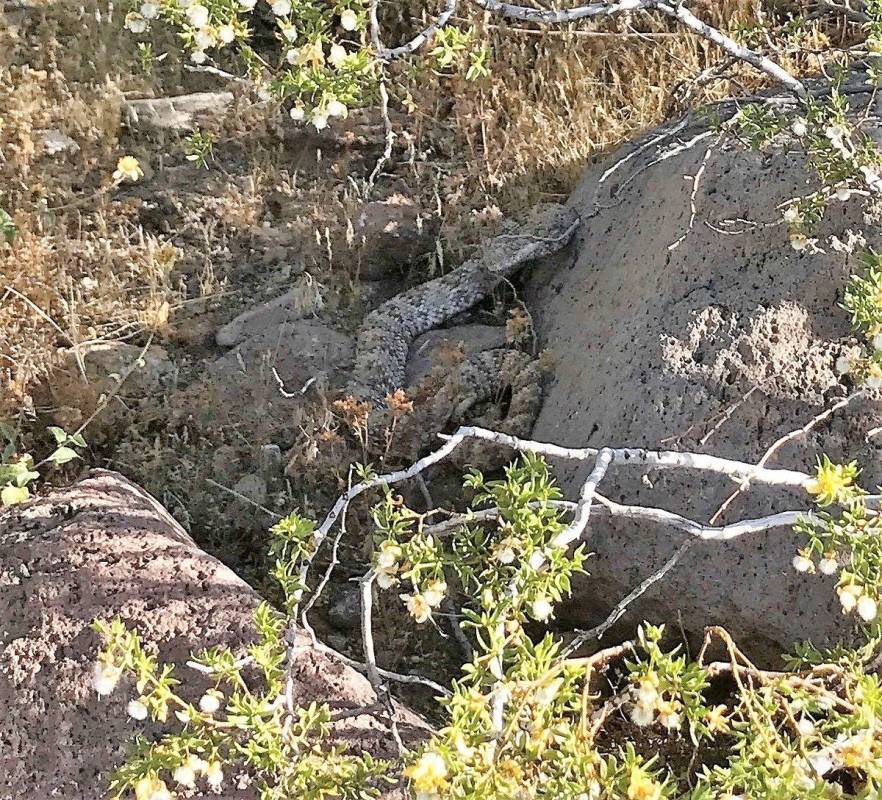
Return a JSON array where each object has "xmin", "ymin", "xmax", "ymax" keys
[{"xmin": 346, "ymin": 203, "xmax": 580, "ymax": 465}]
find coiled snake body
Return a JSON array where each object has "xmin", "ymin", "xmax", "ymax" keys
[{"xmin": 346, "ymin": 203, "xmax": 580, "ymax": 466}]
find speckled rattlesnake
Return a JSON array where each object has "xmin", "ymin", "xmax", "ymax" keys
[{"xmin": 345, "ymin": 203, "xmax": 580, "ymax": 466}]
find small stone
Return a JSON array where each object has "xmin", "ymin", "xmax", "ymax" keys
[
  {"xmin": 259, "ymin": 444, "xmax": 283, "ymax": 483},
  {"xmin": 232, "ymin": 474, "xmax": 267, "ymax": 507},
  {"xmin": 326, "ymin": 583, "xmax": 361, "ymax": 631},
  {"xmin": 41, "ymin": 129, "xmax": 80, "ymax": 156}
]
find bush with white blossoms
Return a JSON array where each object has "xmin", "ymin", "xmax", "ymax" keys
[
  {"xmin": 90, "ymin": 3, "xmax": 882, "ymax": 799},
  {"xmin": 95, "ymin": 442, "xmax": 882, "ymax": 800},
  {"xmin": 123, "ymin": 0, "xmax": 375, "ymax": 124},
  {"xmin": 731, "ymin": 85, "xmax": 882, "ymax": 254}
]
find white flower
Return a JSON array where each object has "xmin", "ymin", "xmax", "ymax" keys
[
  {"xmin": 839, "ymin": 584, "xmax": 861, "ymax": 613},
  {"xmin": 173, "ymin": 764, "xmax": 197, "ymax": 788},
  {"xmin": 659, "ymin": 708, "xmax": 681, "ymax": 730},
  {"xmin": 271, "ymin": 0, "xmax": 291, "ymax": 14},
  {"xmin": 280, "ymin": 23, "xmax": 297, "ymax": 40},
  {"xmin": 124, "ymin": 11, "xmax": 148, "ymax": 33},
  {"xmin": 635, "ymin": 680, "xmax": 658, "ymax": 707},
  {"xmin": 312, "ymin": 110, "xmax": 329, "ymax": 130},
  {"xmin": 783, "ymin": 206, "xmax": 800, "ymax": 224},
  {"xmin": 186, "ymin": 754, "xmax": 209, "ymax": 774},
  {"xmin": 861, "ymin": 165, "xmax": 882, "ymax": 191},
  {"xmin": 205, "ymin": 760, "xmax": 223, "ymax": 790},
  {"xmin": 329, "ymin": 43, "xmax": 348, "ymax": 66},
  {"xmin": 194, "ymin": 27, "xmax": 216, "ymax": 49},
  {"xmin": 819, "ymin": 556, "xmax": 838, "ymax": 575},
  {"xmin": 218, "ymin": 24, "xmax": 235, "ymax": 43},
  {"xmin": 791, "ymin": 117, "xmax": 807, "ymax": 137},
  {"xmin": 289, "ymin": 104, "xmax": 305, "ymax": 121},
  {"xmin": 798, "ymin": 717, "xmax": 815, "ymax": 736},
  {"xmin": 422, "ymin": 580, "xmax": 447, "ymax": 608},
  {"xmin": 835, "ymin": 185, "xmax": 853, "ymax": 202},
  {"xmin": 92, "ymin": 661, "xmax": 122, "ymax": 696},
  {"xmin": 177, "ymin": 0, "xmax": 192, "ymax": 8},
  {"xmin": 186, "ymin": 3, "xmax": 209, "ymax": 26},
  {"xmin": 376, "ymin": 568, "xmax": 398, "ymax": 589},
  {"xmin": 376, "ymin": 543, "xmax": 401, "ymax": 570},
  {"xmin": 401, "ymin": 592, "xmax": 432, "ymax": 623},
  {"xmin": 530, "ymin": 596, "xmax": 553, "ymax": 622},
  {"xmin": 340, "ymin": 8, "xmax": 358, "ymax": 29},
  {"xmin": 825, "ymin": 123, "xmax": 851, "ymax": 154},
  {"xmin": 199, "ymin": 691, "xmax": 222, "ymax": 713},
  {"xmin": 239, "ymin": 0, "xmax": 256, "ymax": 8},
  {"xmin": 835, "ymin": 355, "xmax": 852, "ymax": 375},
  {"xmin": 874, "ymin": 333, "xmax": 882, "ymax": 352},
  {"xmin": 809, "ymin": 752, "xmax": 835, "ymax": 776},
  {"xmin": 858, "ymin": 594, "xmax": 878, "ymax": 621},
  {"xmin": 792, "ymin": 554, "xmax": 813, "ymax": 573},
  {"xmin": 190, "ymin": 49, "xmax": 207, "ymax": 64},
  {"xmin": 528, "ymin": 550, "xmax": 545, "ymax": 571},
  {"xmin": 140, "ymin": 1, "xmax": 159, "ymax": 18},
  {"xmin": 535, "ymin": 677, "xmax": 563, "ymax": 705},
  {"xmin": 327, "ymin": 98, "xmax": 347, "ymax": 118},
  {"xmin": 866, "ymin": 373, "xmax": 882, "ymax": 389},
  {"xmin": 286, "ymin": 48, "xmax": 298, "ymax": 64},
  {"xmin": 175, "ymin": 709, "xmax": 191, "ymax": 723},
  {"xmin": 630, "ymin": 702, "xmax": 655, "ymax": 726},
  {"xmin": 790, "ymin": 233, "xmax": 811, "ymax": 252},
  {"xmin": 495, "ymin": 545, "xmax": 516, "ymax": 564},
  {"xmin": 127, "ymin": 698, "xmax": 149, "ymax": 720}
]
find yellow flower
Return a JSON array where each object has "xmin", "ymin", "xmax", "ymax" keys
[
  {"xmin": 296, "ymin": 38, "xmax": 325, "ymax": 68},
  {"xmin": 134, "ymin": 775, "xmax": 171, "ymax": 800},
  {"xmin": 627, "ymin": 767, "xmax": 662, "ymax": 800},
  {"xmin": 404, "ymin": 751, "xmax": 448, "ymax": 794},
  {"xmin": 839, "ymin": 732, "xmax": 874, "ymax": 768},
  {"xmin": 704, "ymin": 704, "xmax": 730, "ymax": 733},
  {"xmin": 805, "ymin": 457, "xmax": 858, "ymax": 506},
  {"xmin": 497, "ymin": 758, "xmax": 524, "ymax": 783},
  {"xmin": 113, "ymin": 156, "xmax": 143, "ymax": 183}
]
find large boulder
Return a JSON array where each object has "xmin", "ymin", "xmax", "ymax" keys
[
  {"xmin": 0, "ymin": 471, "xmax": 423, "ymax": 799},
  {"xmin": 527, "ymin": 109, "xmax": 882, "ymax": 660}
]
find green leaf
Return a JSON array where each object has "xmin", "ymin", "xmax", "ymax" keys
[
  {"xmin": 49, "ymin": 446, "xmax": 79, "ymax": 465},
  {"xmin": 1, "ymin": 484, "xmax": 30, "ymax": 506},
  {"xmin": 70, "ymin": 433, "xmax": 87, "ymax": 448},
  {"xmin": 47, "ymin": 426, "xmax": 68, "ymax": 445},
  {"xmin": 0, "ymin": 458, "xmax": 39, "ymax": 487},
  {"xmin": 0, "ymin": 208, "xmax": 16, "ymax": 244}
]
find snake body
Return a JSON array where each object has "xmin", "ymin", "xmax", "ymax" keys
[
  {"xmin": 346, "ymin": 203, "xmax": 580, "ymax": 465},
  {"xmin": 346, "ymin": 204, "xmax": 580, "ymax": 403}
]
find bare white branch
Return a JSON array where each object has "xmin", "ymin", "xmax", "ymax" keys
[
  {"xmin": 425, "ymin": 496, "xmax": 807, "ymax": 541},
  {"xmin": 467, "ymin": 0, "xmax": 806, "ymax": 96},
  {"xmin": 471, "ymin": 0, "xmax": 652, "ymax": 25},
  {"xmin": 553, "ymin": 448, "xmax": 613, "ymax": 548},
  {"xmin": 375, "ymin": 0, "xmax": 459, "ymax": 59},
  {"xmin": 652, "ymin": 1, "xmax": 807, "ymax": 97}
]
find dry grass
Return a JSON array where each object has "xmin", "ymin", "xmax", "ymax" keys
[
  {"xmin": 0, "ymin": 0, "xmax": 834, "ymax": 415},
  {"xmin": 392, "ymin": 0, "xmax": 768, "ymax": 208}
]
